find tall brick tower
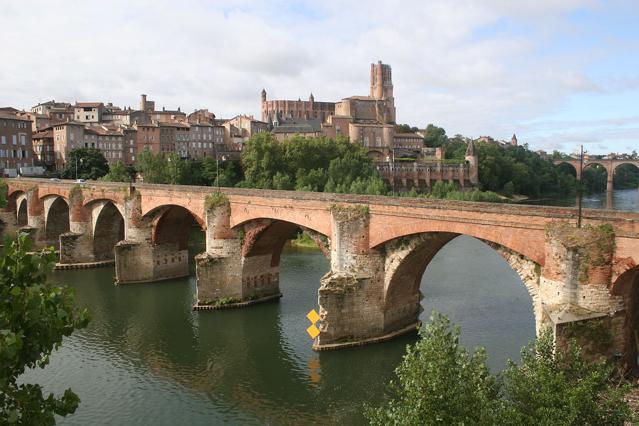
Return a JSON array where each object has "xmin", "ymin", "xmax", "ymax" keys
[
  {"xmin": 370, "ymin": 61, "xmax": 393, "ymax": 100},
  {"xmin": 370, "ymin": 61, "xmax": 396, "ymax": 123}
]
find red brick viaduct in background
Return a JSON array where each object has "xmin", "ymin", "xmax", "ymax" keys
[
  {"xmin": 2, "ymin": 178, "xmax": 639, "ymax": 369},
  {"xmin": 555, "ymin": 158, "xmax": 639, "ymax": 192}
]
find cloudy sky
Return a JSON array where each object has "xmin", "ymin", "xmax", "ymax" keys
[{"xmin": 2, "ymin": 0, "xmax": 638, "ymax": 154}]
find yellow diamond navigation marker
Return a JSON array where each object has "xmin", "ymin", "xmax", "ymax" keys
[
  {"xmin": 306, "ymin": 309, "xmax": 320, "ymax": 324},
  {"xmin": 306, "ymin": 309, "xmax": 320, "ymax": 339},
  {"xmin": 306, "ymin": 324, "xmax": 320, "ymax": 339}
]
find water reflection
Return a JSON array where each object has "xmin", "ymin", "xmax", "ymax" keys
[
  {"xmin": 22, "ymin": 238, "xmax": 538, "ymax": 425},
  {"xmin": 525, "ymin": 188, "xmax": 639, "ymax": 212}
]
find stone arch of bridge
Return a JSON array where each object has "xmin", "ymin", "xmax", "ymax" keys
[
  {"xmin": 237, "ymin": 218, "xmax": 330, "ymax": 263},
  {"xmin": 554, "ymin": 161, "xmax": 578, "ymax": 177},
  {"xmin": 90, "ymin": 200, "xmax": 125, "ymax": 261},
  {"xmin": 611, "ymin": 265, "xmax": 639, "ymax": 371},
  {"xmin": 583, "ymin": 161, "xmax": 610, "ymax": 175},
  {"xmin": 233, "ymin": 218, "xmax": 330, "ymax": 297},
  {"xmin": 611, "ymin": 162, "xmax": 639, "ymax": 182},
  {"xmin": 43, "ymin": 195, "xmax": 70, "ymax": 242},
  {"xmin": 145, "ymin": 204, "xmax": 205, "ymax": 251},
  {"xmin": 371, "ymin": 219, "xmax": 544, "ymax": 265},
  {"xmin": 14, "ymin": 192, "xmax": 28, "ymax": 227},
  {"xmin": 379, "ymin": 232, "xmax": 541, "ymax": 334},
  {"xmin": 229, "ymin": 208, "xmax": 331, "ymax": 241}
]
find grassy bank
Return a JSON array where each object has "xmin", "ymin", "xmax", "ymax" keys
[{"xmin": 288, "ymin": 232, "xmax": 320, "ymax": 250}]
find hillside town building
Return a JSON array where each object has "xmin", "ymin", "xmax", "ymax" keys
[
  {"xmin": 3, "ymin": 61, "xmax": 496, "ymax": 187},
  {"xmin": 0, "ymin": 111, "xmax": 34, "ymax": 172}
]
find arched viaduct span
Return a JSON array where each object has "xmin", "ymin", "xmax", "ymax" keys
[
  {"xmin": 3, "ymin": 178, "xmax": 639, "ymax": 367},
  {"xmin": 554, "ymin": 158, "xmax": 639, "ymax": 192}
]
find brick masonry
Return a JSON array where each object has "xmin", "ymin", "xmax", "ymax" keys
[{"xmin": 4, "ymin": 178, "xmax": 639, "ymax": 362}]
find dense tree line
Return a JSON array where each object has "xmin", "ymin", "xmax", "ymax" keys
[
  {"xmin": 101, "ymin": 134, "xmax": 387, "ymax": 195},
  {"xmin": 79, "ymin": 127, "xmax": 638, "ymax": 200},
  {"xmin": 425, "ymin": 124, "xmax": 639, "ymax": 197},
  {"xmin": 237, "ymin": 134, "xmax": 386, "ymax": 194}
]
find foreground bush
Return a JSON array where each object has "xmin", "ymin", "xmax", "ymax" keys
[
  {"xmin": 366, "ymin": 313, "xmax": 633, "ymax": 425},
  {"xmin": 0, "ymin": 234, "xmax": 89, "ymax": 425}
]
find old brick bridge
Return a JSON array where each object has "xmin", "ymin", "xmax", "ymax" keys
[{"xmin": 3, "ymin": 178, "xmax": 639, "ymax": 367}]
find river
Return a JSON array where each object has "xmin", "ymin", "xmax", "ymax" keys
[{"xmin": 21, "ymin": 189, "xmax": 638, "ymax": 425}]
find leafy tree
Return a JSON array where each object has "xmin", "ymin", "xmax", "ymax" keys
[
  {"xmin": 165, "ymin": 153, "xmax": 190, "ymax": 185},
  {"xmin": 444, "ymin": 135, "xmax": 469, "ymax": 160},
  {"xmin": 394, "ymin": 124, "xmax": 419, "ymax": 133},
  {"xmin": 367, "ymin": 314, "xmax": 634, "ymax": 426},
  {"xmin": 240, "ymin": 133, "xmax": 287, "ymax": 189},
  {"xmin": 135, "ymin": 150, "xmax": 168, "ymax": 184},
  {"xmin": 60, "ymin": 149, "xmax": 109, "ymax": 180},
  {"xmin": 240, "ymin": 133, "xmax": 387, "ymax": 194},
  {"xmin": 101, "ymin": 161, "xmax": 134, "ymax": 182},
  {"xmin": 500, "ymin": 330, "xmax": 632, "ymax": 425},
  {"xmin": 365, "ymin": 313, "xmax": 500, "ymax": 425},
  {"xmin": 0, "ymin": 234, "xmax": 90, "ymax": 424},
  {"xmin": 422, "ymin": 124, "xmax": 448, "ymax": 148}
]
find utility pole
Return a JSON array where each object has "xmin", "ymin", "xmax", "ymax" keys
[
  {"xmin": 577, "ymin": 144, "xmax": 584, "ymax": 228},
  {"xmin": 391, "ymin": 148, "xmax": 395, "ymax": 196},
  {"xmin": 214, "ymin": 143, "xmax": 219, "ymax": 191}
]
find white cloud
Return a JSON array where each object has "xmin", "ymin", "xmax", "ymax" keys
[{"xmin": 0, "ymin": 0, "xmax": 636, "ymax": 153}]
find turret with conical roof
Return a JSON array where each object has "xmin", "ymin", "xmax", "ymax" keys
[
  {"xmin": 511, "ymin": 133, "xmax": 518, "ymax": 146},
  {"xmin": 465, "ymin": 139, "xmax": 479, "ymax": 185}
]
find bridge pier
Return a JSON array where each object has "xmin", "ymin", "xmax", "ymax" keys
[
  {"xmin": 314, "ymin": 205, "xmax": 391, "ymax": 350},
  {"xmin": 541, "ymin": 223, "xmax": 627, "ymax": 363},
  {"xmin": 59, "ymin": 187, "xmax": 94, "ymax": 264},
  {"xmin": 114, "ymin": 190, "xmax": 189, "ymax": 284},
  {"xmin": 194, "ymin": 195, "xmax": 281, "ymax": 308},
  {"xmin": 0, "ymin": 199, "xmax": 23, "ymax": 240},
  {"xmin": 15, "ymin": 187, "xmax": 47, "ymax": 249}
]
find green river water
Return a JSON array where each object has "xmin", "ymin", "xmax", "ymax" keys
[{"xmin": 20, "ymin": 189, "xmax": 638, "ymax": 425}]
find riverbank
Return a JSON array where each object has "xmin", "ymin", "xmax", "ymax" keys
[{"xmin": 287, "ymin": 232, "xmax": 320, "ymax": 250}]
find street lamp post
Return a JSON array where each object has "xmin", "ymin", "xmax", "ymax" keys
[{"xmin": 75, "ymin": 157, "xmax": 84, "ymax": 180}]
